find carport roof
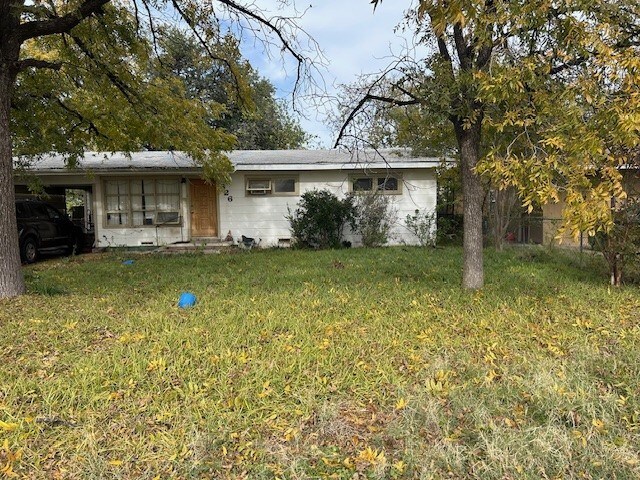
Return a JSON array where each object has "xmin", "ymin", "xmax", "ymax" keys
[{"xmin": 15, "ymin": 149, "xmax": 443, "ymax": 173}]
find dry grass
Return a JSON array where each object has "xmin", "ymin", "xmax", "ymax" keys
[{"xmin": 0, "ymin": 246, "xmax": 639, "ymax": 478}]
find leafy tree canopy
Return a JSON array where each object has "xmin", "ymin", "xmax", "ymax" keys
[
  {"xmin": 343, "ymin": 0, "xmax": 640, "ymax": 259},
  {"xmin": 156, "ymin": 28, "xmax": 310, "ymax": 150},
  {"xmin": 12, "ymin": 5, "xmax": 239, "ymax": 183},
  {"xmin": 11, "ymin": 7, "xmax": 309, "ymax": 185}
]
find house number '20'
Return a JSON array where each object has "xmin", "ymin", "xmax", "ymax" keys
[{"xmin": 224, "ymin": 189, "xmax": 233, "ymax": 202}]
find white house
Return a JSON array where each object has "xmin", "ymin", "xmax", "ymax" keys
[{"xmin": 14, "ymin": 149, "xmax": 440, "ymax": 248}]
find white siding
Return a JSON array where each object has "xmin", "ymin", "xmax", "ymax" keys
[
  {"xmin": 30, "ymin": 169, "xmax": 436, "ymax": 248},
  {"xmin": 19, "ymin": 151, "xmax": 440, "ymax": 249},
  {"xmin": 219, "ymin": 169, "xmax": 437, "ymax": 247}
]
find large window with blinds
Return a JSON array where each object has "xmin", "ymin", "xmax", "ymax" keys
[{"xmin": 105, "ymin": 179, "xmax": 181, "ymax": 227}]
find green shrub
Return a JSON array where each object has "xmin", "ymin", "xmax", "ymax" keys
[
  {"xmin": 589, "ymin": 199, "xmax": 640, "ymax": 285},
  {"xmin": 354, "ymin": 193, "xmax": 395, "ymax": 247},
  {"xmin": 405, "ymin": 209, "xmax": 437, "ymax": 246},
  {"xmin": 287, "ymin": 190, "xmax": 357, "ymax": 249}
]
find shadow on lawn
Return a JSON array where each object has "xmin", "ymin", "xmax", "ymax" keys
[
  {"xmin": 20, "ymin": 246, "xmax": 614, "ymax": 302},
  {"xmin": 485, "ymin": 246, "xmax": 610, "ymax": 297},
  {"xmin": 24, "ymin": 271, "xmax": 69, "ymax": 296}
]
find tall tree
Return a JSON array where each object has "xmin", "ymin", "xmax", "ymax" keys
[
  {"xmin": 0, "ymin": 0, "xmax": 314, "ymax": 299},
  {"xmin": 337, "ymin": 0, "xmax": 640, "ymax": 289},
  {"xmin": 157, "ymin": 28, "xmax": 310, "ymax": 150},
  {"xmin": 12, "ymin": 8, "xmax": 236, "ymax": 165}
]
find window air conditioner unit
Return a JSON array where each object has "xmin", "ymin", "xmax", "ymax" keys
[{"xmin": 247, "ymin": 179, "xmax": 272, "ymax": 195}]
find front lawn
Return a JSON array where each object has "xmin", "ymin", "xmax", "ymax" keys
[{"xmin": 1, "ymin": 247, "xmax": 639, "ymax": 478}]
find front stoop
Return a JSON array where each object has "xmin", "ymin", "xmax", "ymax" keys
[{"xmin": 157, "ymin": 238, "xmax": 235, "ymax": 254}]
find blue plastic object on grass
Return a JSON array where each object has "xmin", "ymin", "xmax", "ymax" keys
[
  {"xmin": 178, "ymin": 292, "xmax": 197, "ymax": 309},
  {"xmin": 122, "ymin": 259, "xmax": 135, "ymax": 265}
]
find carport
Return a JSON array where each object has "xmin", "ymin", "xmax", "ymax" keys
[{"xmin": 14, "ymin": 182, "xmax": 95, "ymax": 251}]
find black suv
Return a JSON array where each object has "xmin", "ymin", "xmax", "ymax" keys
[{"xmin": 16, "ymin": 199, "xmax": 82, "ymax": 263}]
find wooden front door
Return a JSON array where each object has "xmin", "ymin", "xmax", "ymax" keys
[{"xmin": 190, "ymin": 180, "xmax": 218, "ymax": 237}]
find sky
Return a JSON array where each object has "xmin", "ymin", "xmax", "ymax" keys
[{"xmin": 237, "ymin": 1, "xmax": 416, "ymax": 148}]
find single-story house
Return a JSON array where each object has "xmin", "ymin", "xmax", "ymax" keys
[
  {"xmin": 14, "ymin": 149, "xmax": 440, "ymax": 248},
  {"xmin": 541, "ymin": 166, "xmax": 640, "ymax": 247}
]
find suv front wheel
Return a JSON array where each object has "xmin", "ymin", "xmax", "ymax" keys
[{"xmin": 21, "ymin": 236, "xmax": 38, "ymax": 264}]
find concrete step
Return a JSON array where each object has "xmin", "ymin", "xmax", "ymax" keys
[{"xmin": 158, "ymin": 239, "xmax": 235, "ymax": 253}]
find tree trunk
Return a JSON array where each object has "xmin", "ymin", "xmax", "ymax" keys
[
  {"xmin": 491, "ymin": 187, "xmax": 518, "ymax": 252},
  {"xmin": 455, "ymin": 121, "xmax": 484, "ymax": 290},
  {"xmin": 610, "ymin": 254, "xmax": 622, "ymax": 287},
  {"xmin": 0, "ymin": 22, "xmax": 26, "ymax": 298}
]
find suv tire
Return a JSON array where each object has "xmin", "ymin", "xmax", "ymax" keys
[{"xmin": 21, "ymin": 236, "xmax": 38, "ymax": 264}]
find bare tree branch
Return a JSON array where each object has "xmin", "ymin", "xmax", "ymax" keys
[
  {"xmin": 140, "ymin": 0, "xmax": 161, "ymax": 60},
  {"xmin": 169, "ymin": 0, "xmax": 246, "ymax": 104},
  {"xmin": 215, "ymin": 0, "xmax": 304, "ymax": 67},
  {"xmin": 213, "ymin": 0, "xmax": 314, "ymax": 99},
  {"xmin": 334, "ymin": 92, "xmax": 419, "ymax": 148},
  {"xmin": 56, "ymin": 99, "xmax": 110, "ymax": 140},
  {"xmin": 14, "ymin": 58, "xmax": 61, "ymax": 72},
  {"xmin": 436, "ymin": 36, "xmax": 453, "ymax": 65},
  {"xmin": 68, "ymin": 33, "xmax": 139, "ymax": 107},
  {"xmin": 16, "ymin": 0, "xmax": 110, "ymax": 42},
  {"xmin": 453, "ymin": 23, "xmax": 471, "ymax": 69},
  {"xmin": 392, "ymin": 81, "xmax": 419, "ymax": 101},
  {"xmin": 549, "ymin": 55, "xmax": 587, "ymax": 75}
]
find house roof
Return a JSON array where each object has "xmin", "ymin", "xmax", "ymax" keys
[{"xmin": 15, "ymin": 149, "xmax": 442, "ymax": 174}]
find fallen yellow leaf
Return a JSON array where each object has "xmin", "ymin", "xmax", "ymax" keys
[{"xmin": 0, "ymin": 421, "xmax": 18, "ymax": 432}]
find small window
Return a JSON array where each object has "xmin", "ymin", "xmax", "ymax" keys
[
  {"xmin": 352, "ymin": 175, "xmax": 401, "ymax": 194},
  {"xmin": 377, "ymin": 177, "xmax": 399, "ymax": 192},
  {"xmin": 246, "ymin": 177, "xmax": 297, "ymax": 196},
  {"xmin": 353, "ymin": 178, "xmax": 373, "ymax": 192},
  {"xmin": 246, "ymin": 179, "xmax": 271, "ymax": 195},
  {"xmin": 274, "ymin": 178, "xmax": 296, "ymax": 193}
]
